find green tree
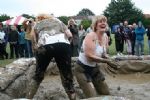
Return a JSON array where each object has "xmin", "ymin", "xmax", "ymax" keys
[
  {"xmin": 0, "ymin": 14, "xmax": 11, "ymax": 22},
  {"xmin": 103, "ymin": 0, "xmax": 144, "ymax": 26},
  {"xmin": 58, "ymin": 16, "xmax": 69, "ymax": 25},
  {"xmin": 77, "ymin": 8, "xmax": 95, "ymax": 16},
  {"xmin": 143, "ymin": 18, "xmax": 150, "ymax": 28},
  {"xmin": 22, "ymin": 14, "xmax": 35, "ymax": 19},
  {"xmin": 81, "ymin": 19, "xmax": 92, "ymax": 30}
]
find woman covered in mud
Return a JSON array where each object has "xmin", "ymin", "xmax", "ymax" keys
[
  {"xmin": 28, "ymin": 14, "xmax": 76, "ymax": 100},
  {"xmin": 74, "ymin": 15, "xmax": 118, "ymax": 98}
]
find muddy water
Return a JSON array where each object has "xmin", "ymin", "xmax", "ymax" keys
[{"xmin": 106, "ymin": 74, "xmax": 150, "ymax": 100}]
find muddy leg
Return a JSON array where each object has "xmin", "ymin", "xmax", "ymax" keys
[
  {"xmin": 26, "ymin": 46, "xmax": 53, "ymax": 99},
  {"xmin": 93, "ymin": 80, "xmax": 110, "ymax": 95},
  {"xmin": 91, "ymin": 66, "xmax": 110, "ymax": 95},
  {"xmin": 74, "ymin": 64, "xmax": 97, "ymax": 98}
]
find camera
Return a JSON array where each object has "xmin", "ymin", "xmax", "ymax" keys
[
  {"xmin": 29, "ymin": 20, "xmax": 32, "ymax": 23},
  {"xmin": 70, "ymin": 25, "xmax": 73, "ymax": 28}
]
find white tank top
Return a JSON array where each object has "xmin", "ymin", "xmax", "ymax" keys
[{"xmin": 78, "ymin": 38, "xmax": 106, "ymax": 67}]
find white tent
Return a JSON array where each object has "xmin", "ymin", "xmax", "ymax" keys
[{"xmin": 2, "ymin": 16, "xmax": 26, "ymax": 25}]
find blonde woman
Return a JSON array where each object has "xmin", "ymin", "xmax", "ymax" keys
[
  {"xmin": 74, "ymin": 15, "xmax": 118, "ymax": 98},
  {"xmin": 23, "ymin": 18, "xmax": 35, "ymax": 57},
  {"xmin": 28, "ymin": 14, "xmax": 76, "ymax": 100}
]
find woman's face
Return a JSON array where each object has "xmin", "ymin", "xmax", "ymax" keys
[{"xmin": 96, "ymin": 20, "xmax": 107, "ymax": 33}]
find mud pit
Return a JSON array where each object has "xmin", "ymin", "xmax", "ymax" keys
[
  {"xmin": 1, "ymin": 57, "xmax": 150, "ymax": 100},
  {"xmin": 106, "ymin": 74, "xmax": 150, "ymax": 100},
  {"xmin": 34, "ymin": 59, "xmax": 150, "ymax": 100},
  {"xmin": 98, "ymin": 58, "xmax": 150, "ymax": 100},
  {"xmin": 35, "ymin": 72, "xmax": 150, "ymax": 100}
]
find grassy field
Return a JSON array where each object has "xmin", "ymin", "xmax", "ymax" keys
[
  {"xmin": 109, "ymin": 34, "xmax": 149, "ymax": 55},
  {"xmin": 0, "ymin": 34, "xmax": 149, "ymax": 67}
]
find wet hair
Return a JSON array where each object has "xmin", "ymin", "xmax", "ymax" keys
[{"xmin": 92, "ymin": 15, "xmax": 107, "ymax": 32}]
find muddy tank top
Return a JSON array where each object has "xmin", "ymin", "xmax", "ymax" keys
[{"xmin": 78, "ymin": 38, "xmax": 106, "ymax": 67}]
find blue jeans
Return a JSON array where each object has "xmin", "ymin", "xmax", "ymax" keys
[
  {"xmin": 25, "ymin": 40, "xmax": 33, "ymax": 58},
  {"xmin": 148, "ymin": 40, "xmax": 150, "ymax": 54},
  {"xmin": 135, "ymin": 40, "xmax": 144, "ymax": 56}
]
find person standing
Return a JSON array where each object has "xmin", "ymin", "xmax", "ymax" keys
[
  {"xmin": 27, "ymin": 14, "xmax": 76, "ymax": 100},
  {"xmin": 147, "ymin": 26, "xmax": 150, "ymax": 54},
  {"xmin": 78, "ymin": 24, "xmax": 86, "ymax": 51},
  {"xmin": 68, "ymin": 19, "xmax": 79, "ymax": 57},
  {"xmin": 135, "ymin": 21, "xmax": 145, "ymax": 56},
  {"xmin": 8, "ymin": 25, "xmax": 19, "ymax": 59},
  {"xmin": 23, "ymin": 19, "xmax": 34, "ymax": 58},
  {"xmin": 115, "ymin": 27, "xmax": 124, "ymax": 56},
  {"xmin": 0, "ymin": 23, "xmax": 8, "ymax": 59},
  {"xmin": 123, "ymin": 20, "xmax": 132, "ymax": 55},
  {"xmin": 130, "ymin": 23, "xmax": 137, "ymax": 55},
  {"xmin": 18, "ymin": 27, "xmax": 27, "ymax": 57},
  {"xmin": 86, "ymin": 24, "xmax": 93, "ymax": 33}
]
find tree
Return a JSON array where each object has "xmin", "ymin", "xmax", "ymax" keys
[
  {"xmin": 77, "ymin": 8, "xmax": 95, "ymax": 16},
  {"xmin": 0, "ymin": 14, "xmax": 11, "ymax": 22},
  {"xmin": 143, "ymin": 18, "xmax": 150, "ymax": 28},
  {"xmin": 58, "ymin": 16, "xmax": 69, "ymax": 25},
  {"xmin": 22, "ymin": 14, "xmax": 35, "ymax": 19},
  {"xmin": 103, "ymin": 0, "xmax": 144, "ymax": 26},
  {"xmin": 80, "ymin": 19, "xmax": 92, "ymax": 30}
]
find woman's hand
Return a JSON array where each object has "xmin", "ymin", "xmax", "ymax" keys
[
  {"xmin": 102, "ymin": 53, "xmax": 109, "ymax": 59},
  {"xmin": 106, "ymin": 59, "xmax": 120, "ymax": 70}
]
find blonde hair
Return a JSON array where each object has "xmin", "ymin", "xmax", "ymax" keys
[
  {"xmin": 92, "ymin": 15, "xmax": 107, "ymax": 32},
  {"xmin": 36, "ymin": 13, "xmax": 54, "ymax": 21}
]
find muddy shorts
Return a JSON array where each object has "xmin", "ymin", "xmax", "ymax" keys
[{"xmin": 74, "ymin": 60, "xmax": 110, "ymax": 97}]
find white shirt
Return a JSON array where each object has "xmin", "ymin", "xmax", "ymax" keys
[
  {"xmin": 79, "ymin": 40, "xmax": 106, "ymax": 67},
  {"xmin": 0, "ymin": 31, "xmax": 5, "ymax": 40}
]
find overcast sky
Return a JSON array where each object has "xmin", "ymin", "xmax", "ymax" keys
[{"xmin": 0, "ymin": 0, "xmax": 149, "ymax": 17}]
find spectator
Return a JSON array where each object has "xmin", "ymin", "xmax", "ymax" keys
[
  {"xmin": 18, "ymin": 26, "xmax": 27, "ymax": 57},
  {"xmin": 105, "ymin": 26, "xmax": 112, "ymax": 46},
  {"xmin": 123, "ymin": 21, "xmax": 132, "ymax": 55},
  {"xmin": 68, "ymin": 18, "xmax": 79, "ymax": 57},
  {"xmin": 130, "ymin": 23, "xmax": 137, "ymax": 55},
  {"xmin": 86, "ymin": 24, "xmax": 93, "ymax": 33},
  {"xmin": 115, "ymin": 27, "xmax": 124, "ymax": 56},
  {"xmin": 23, "ymin": 18, "xmax": 34, "ymax": 58},
  {"xmin": 135, "ymin": 21, "xmax": 145, "ymax": 56},
  {"xmin": 78, "ymin": 24, "xmax": 86, "ymax": 51},
  {"xmin": 147, "ymin": 26, "xmax": 150, "ymax": 54},
  {"xmin": 8, "ymin": 25, "xmax": 19, "ymax": 59},
  {"xmin": 0, "ymin": 22, "xmax": 8, "ymax": 59}
]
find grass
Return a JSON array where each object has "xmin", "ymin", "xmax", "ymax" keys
[
  {"xmin": 0, "ymin": 34, "xmax": 149, "ymax": 67},
  {"xmin": 109, "ymin": 34, "xmax": 149, "ymax": 55},
  {"xmin": 0, "ymin": 43, "xmax": 15, "ymax": 67},
  {"xmin": 0, "ymin": 59, "xmax": 15, "ymax": 67}
]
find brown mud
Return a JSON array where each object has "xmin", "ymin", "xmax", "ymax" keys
[{"xmin": 106, "ymin": 74, "xmax": 150, "ymax": 100}]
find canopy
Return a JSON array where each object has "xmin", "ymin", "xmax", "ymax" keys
[{"xmin": 2, "ymin": 16, "xmax": 26, "ymax": 25}]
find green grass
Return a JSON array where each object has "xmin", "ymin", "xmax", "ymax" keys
[
  {"xmin": 0, "ymin": 34, "xmax": 149, "ymax": 67},
  {"xmin": 0, "ymin": 44, "xmax": 15, "ymax": 67},
  {"xmin": 0, "ymin": 59, "xmax": 15, "ymax": 67},
  {"xmin": 109, "ymin": 34, "xmax": 149, "ymax": 55}
]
